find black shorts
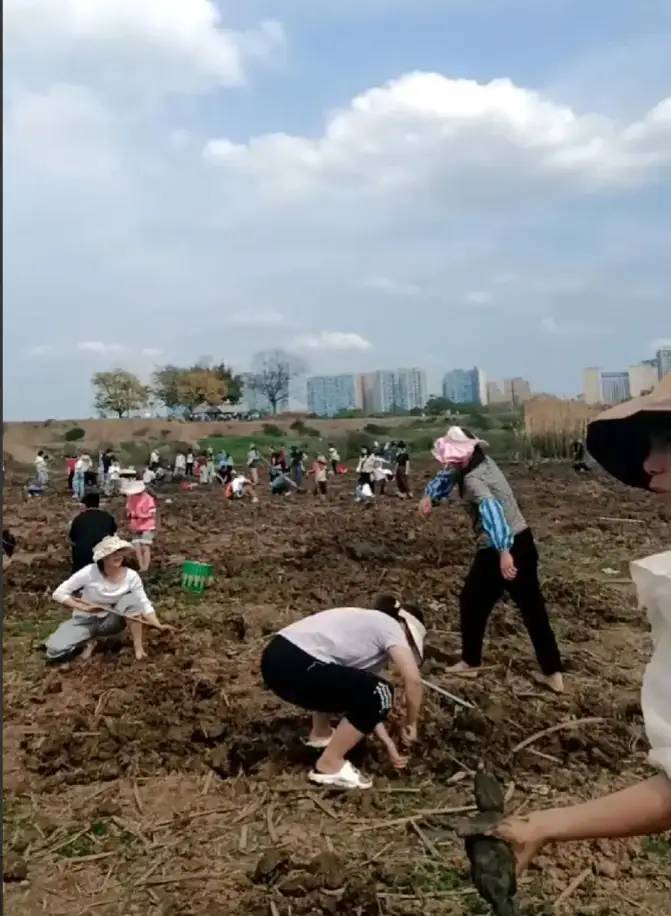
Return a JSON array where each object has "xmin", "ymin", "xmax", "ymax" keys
[
  {"xmin": 317, "ymin": 481, "xmax": 327, "ymax": 495},
  {"xmin": 261, "ymin": 635, "xmax": 393, "ymax": 735}
]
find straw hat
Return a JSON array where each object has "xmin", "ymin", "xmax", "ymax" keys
[
  {"xmin": 316, "ymin": 455, "xmax": 327, "ymax": 464},
  {"xmin": 93, "ymin": 535, "xmax": 133, "ymax": 562},
  {"xmin": 121, "ymin": 480, "xmax": 146, "ymax": 496},
  {"xmin": 586, "ymin": 374, "xmax": 671, "ymax": 489}
]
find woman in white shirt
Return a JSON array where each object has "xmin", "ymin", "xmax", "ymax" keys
[
  {"xmin": 174, "ymin": 452, "xmax": 187, "ymax": 478},
  {"xmin": 34, "ymin": 451, "xmax": 49, "ymax": 486},
  {"xmin": 72, "ymin": 453, "xmax": 92, "ymax": 502},
  {"xmin": 46, "ymin": 535, "xmax": 169, "ymax": 663},
  {"xmin": 106, "ymin": 459, "xmax": 121, "ymax": 496},
  {"xmin": 261, "ymin": 596, "xmax": 426, "ymax": 789}
]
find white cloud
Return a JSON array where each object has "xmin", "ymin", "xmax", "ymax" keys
[
  {"xmin": 22, "ymin": 344, "xmax": 53, "ymax": 358},
  {"xmin": 651, "ymin": 338, "xmax": 671, "ymax": 351},
  {"xmin": 4, "ymin": 0, "xmax": 284, "ymax": 96},
  {"xmin": 204, "ymin": 73, "xmax": 671, "ymax": 199},
  {"xmin": 293, "ymin": 331, "xmax": 373, "ymax": 352},
  {"xmin": 364, "ymin": 276, "xmax": 422, "ymax": 296},
  {"xmin": 540, "ymin": 316, "xmax": 602, "ymax": 336},
  {"xmin": 229, "ymin": 309, "xmax": 289, "ymax": 329},
  {"xmin": 141, "ymin": 348, "xmax": 163, "ymax": 358},
  {"xmin": 77, "ymin": 341, "xmax": 126, "ymax": 355},
  {"xmin": 466, "ymin": 290, "xmax": 493, "ymax": 305}
]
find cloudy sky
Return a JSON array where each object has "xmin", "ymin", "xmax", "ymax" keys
[{"xmin": 4, "ymin": 0, "xmax": 671, "ymax": 419}]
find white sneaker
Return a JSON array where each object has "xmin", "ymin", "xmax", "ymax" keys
[{"xmin": 308, "ymin": 761, "xmax": 373, "ymax": 790}]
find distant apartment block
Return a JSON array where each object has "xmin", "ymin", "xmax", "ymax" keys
[
  {"xmin": 601, "ymin": 371, "xmax": 630, "ymax": 404},
  {"xmin": 361, "ymin": 368, "xmax": 427, "ymax": 414},
  {"xmin": 485, "ymin": 377, "xmax": 531, "ymax": 405},
  {"xmin": 487, "ymin": 381, "xmax": 508, "ymax": 405},
  {"xmin": 306, "ymin": 374, "xmax": 363, "ymax": 417},
  {"xmin": 629, "ymin": 360, "xmax": 659, "ymax": 398},
  {"xmin": 503, "ymin": 377, "xmax": 532, "ymax": 405},
  {"xmin": 395, "ymin": 368, "xmax": 428, "ymax": 413},
  {"xmin": 442, "ymin": 367, "xmax": 487, "ymax": 405},
  {"xmin": 583, "ymin": 367, "xmax": 630, "ymax": 406},
  {"xmin": 583, "ymin": 368, "xmax": 603, "ymax": 405},
  {"xmin": 657, "ymin": 347, "xmax": 671, "ymax": 380}
]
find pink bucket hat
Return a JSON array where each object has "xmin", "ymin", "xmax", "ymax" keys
[{"xmin": 432, "ymin": 426, "xmax": 488, "ymax": 467}]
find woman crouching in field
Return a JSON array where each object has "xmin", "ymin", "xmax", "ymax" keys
[
  {"xmin": 492, "ymin": 376, "xmax": 671, "ymax": 872},
  {"xmin": 261, "ymin": 596, "xmax": 426, "ymax": 789},
  {"xmin": 45, "ymin": 535, "xmax": 170, "ymax": 664}
]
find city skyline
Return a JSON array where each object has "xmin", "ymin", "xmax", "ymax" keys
[
  {"xmin": 307, "ymin": 368, "xmax": 427, "ymax": 416},
  {"xmin": 583, "ymin": 346, "xmax": 670, "ymax": 405}
]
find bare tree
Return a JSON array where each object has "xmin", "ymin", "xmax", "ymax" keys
[{"xmin": 248, "ymin": 349, "xmax": 307, "ymax": 415}]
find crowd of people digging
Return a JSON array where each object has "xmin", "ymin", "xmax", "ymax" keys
[{"xmin": 3, "ymin": 380, "xmax": 670, "ymax": 907}]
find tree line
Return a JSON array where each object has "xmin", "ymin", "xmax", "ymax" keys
[{"xmin": 91, "ymin": 350, "xmax": 306, "ymax": 418}]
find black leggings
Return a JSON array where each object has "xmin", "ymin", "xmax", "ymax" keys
[
  {"xmin": 460, "ymin": 528, "xmax": 562, "ymax": 675},
  {"xmin": 261, "ymin": 635, "xmax": 394, "ymax": 734}
]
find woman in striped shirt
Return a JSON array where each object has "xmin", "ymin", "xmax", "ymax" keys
[{"xmin": 419, "ymin": 426, "xmax": 563, "ymax": 693}]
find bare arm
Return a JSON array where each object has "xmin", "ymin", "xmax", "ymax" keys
[
  {"xmin": 536, "ymin": 774, "xmax": 671, "ymax": 841},
  {"xmin": 388, "ymin": 644, "xmax": 423, "ymax": 733},
  {"xmin": 495, "ymin": 774, "xmax": 671, "ymax": 872},
  {"xmin": 374, "ymin": 723, "xmax": 408, "ymax": 769}
]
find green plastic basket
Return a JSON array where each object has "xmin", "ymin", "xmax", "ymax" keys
[{"xmin": 181, "ymin": 561, "xmax": 213, "ymax": 594}]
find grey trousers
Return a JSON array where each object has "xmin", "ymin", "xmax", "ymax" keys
[{"xmin": 45, "ymin": 594, "xmax": 142, "ymax": 662}]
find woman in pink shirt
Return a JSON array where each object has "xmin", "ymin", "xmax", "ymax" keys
[{"xmin": 124, "ymin": 481, "xmax": 157, "ymax": 572}]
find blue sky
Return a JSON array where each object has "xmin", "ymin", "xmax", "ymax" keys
[{"xmin": 4, "ymin": 0, "xmax": 670, "ymax": 418}]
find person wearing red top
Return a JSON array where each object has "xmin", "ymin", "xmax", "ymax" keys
[
  {"xmin": 65, "ymin": 456, "xmax": 77, "ymax": 491},
  {"xmin": 124, "ymin": 481, "xmax": 157, "ymax": 572}
]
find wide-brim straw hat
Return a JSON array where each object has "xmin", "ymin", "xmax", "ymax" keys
[
  {"xmin": 121, "ymin": 480, "xmax": 146, "ymax": 496},
  {"xmin": 93, "ymin": 535, "xmax": 134, "ymax": 562},
  {"xmin": 586, "ymin": 374, "xmax": 671, "ymax": 489}
]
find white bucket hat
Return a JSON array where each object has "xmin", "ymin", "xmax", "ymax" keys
[
  {"xmin": 93, "ymin": 535, "xmax": 134, "ymax": 562},
  {"xmin": 398, "ymin": 607, "xmax": 426, "ymax": 661},
  {"xmin": 121, "ymin": 480, "xmax": 146, "ymax": 496}
]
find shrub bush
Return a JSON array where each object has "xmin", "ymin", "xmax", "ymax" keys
[
  {"xmin": 262, "ymin": 423, "xmax": 283, "ymax": 437},
  {"xmin": 64, "ymin": 427, "xmax": 86, "ymax": 442},
  {"xmin": 343, "ymin": 431, "xmax": 375, "ymax": 459},
  {"xmin": 132, "ymin": 427, "xmax": 150, "ymax": 438},
  {"xmin": 411, "ymin": 435, "xmax": 435, "ymax": 454},
  {"xmin": 363, "ymin": 423, "xmax": 390, "ymax": 435}
]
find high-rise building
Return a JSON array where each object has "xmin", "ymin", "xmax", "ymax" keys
[
  {"xmin": 583, "ymin": 367, "xmax": 603, "ymax": 405},
  {"xmin": 629, "ymin": 361, "xmax": 659, "ymax": 398},
  {"xmin": 487, "ymin": 381, "xmax": 508, "ymax": 404},
  {"xmin": 503, "ymin": 377, "xmax": 532, "ymax": 405},
  {"xmin": 442, "ymin": 367, "xmax": 487, "ymax": 405},
  {"xmin": 306, "ymin": 374, "xmax": 363, "ymax": 417},
  {"xmin": 600, "ymin": 371, "xmax": 630, "ymax": 405},
  {"xmin": 657, "ymin": 347, "xmax": 671, "ymax": 380},
  {"xmin": 395, "ymin": 368, "xmax": 428, "ymax": 412},
  {"xmin": 361, "ymin": 368, "xmax": 428, "ymax": 413}
]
